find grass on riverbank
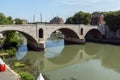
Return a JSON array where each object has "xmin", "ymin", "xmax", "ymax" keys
[
  {"xmin": 3, "ymin": 57, "xmax": 36, "ymax": 80},
  {"xmin": 0, "ymin": 48, "xmax": 17, "ymax": 57}
]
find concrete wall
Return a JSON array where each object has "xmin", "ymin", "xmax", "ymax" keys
[{"xmin": 105, "ymin": 26, "xmax": 120, "ymax": 39}]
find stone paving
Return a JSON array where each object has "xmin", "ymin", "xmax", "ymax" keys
[
  {"xmin": 0, "ymin": 65, "xmax": 20, "ymax": 80},
  {"xmin": 0, "ymin": 58, "xmax": 20, "ymax": 80}
]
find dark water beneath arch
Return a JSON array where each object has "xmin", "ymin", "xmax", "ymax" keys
[{"xmin": 7, "ymin": 39, "xmax": 120, "ymax": 80}]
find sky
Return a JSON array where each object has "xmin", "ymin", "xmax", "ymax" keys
[{"xmin": 0, "ymin": 0, "xmax": 120, "ymax": 22}]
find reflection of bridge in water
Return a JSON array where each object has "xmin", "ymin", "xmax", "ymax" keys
[
  {"xmin": 44, "ymin": 49, "xmax": 95, "ymax": 72},
  {"xmin": 0, "ymin": 24, "xmax": 105, "ymax": 50},
  {"xmin": 22, "ymin": 43, "xmax": 120, "ymax": 74},
  {"xmin": 23, "ymin": 44, "xmax": 97, "ymax": 73}
]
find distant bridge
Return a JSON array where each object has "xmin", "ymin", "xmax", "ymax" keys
[{"xmin": 0, "ymin": 24, "xmax": 105, "ymax": 50}]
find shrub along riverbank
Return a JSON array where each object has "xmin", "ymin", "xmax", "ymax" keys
[
  {"xmin": 3, "ymin": 57, "xmax": 36, "ymax": 80},
  {"xmin": 1, "ymin": 49, "xmax": 36, "ymax": 80},
  {"xmin": 0, "ymin": 32, "xmax": 36, "ymax": 80}
]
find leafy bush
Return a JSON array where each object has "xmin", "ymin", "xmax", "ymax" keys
[
  {"xmin": 19, "ymin": 71, "xmax": 35, "ymax": 80},
  {"xmin": 104, "ymin": 10, "xmax": 120, "ymax": 31},
  {"xmin": 14, "ymin": 62, "xmax": 25, "ymax": 67},
  {"xmin": 5, "ymin": 48, "xmax": 17, "ymax": 56}
]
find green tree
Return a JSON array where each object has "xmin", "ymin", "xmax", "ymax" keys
[
  {"xmin": 0, "ymin": 13, "xmax": 8, "ymax": 24},
  {"xmin": 3, "ymin": 31, "xmax": 18, "ymax": 49},
  {"xmin": 65, "ymin": 17, "xmax": 74, "ymax": 24},
  {"xmin": 73, "ymin": 11, "xmax": 91, "ymax": 24},
  {"xmin": 7, "ymin": 16, "xmax": 13, "ymax": 24},
  {"xmin": 65, "ymin": 11, "xmax": 91, "ymax": 25},
  {"xmin": 104, "ymin": 10, "xmax": 120, "ymax": 31},
  {"xmin": 0, "ymin": 13, "xmax": 13, "ymax": 24},
  {"xmin": 3, "ymin": 31, "xmax": 15, "ymax": 43},
  {"xmin": 14, "ymin": 18, "xmax": 22, "ymax": 24}
]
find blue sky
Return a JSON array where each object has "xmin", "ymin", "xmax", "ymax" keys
[{"xmin": 0, "ymin": 0, "xmax": 120, "ymax": 22}]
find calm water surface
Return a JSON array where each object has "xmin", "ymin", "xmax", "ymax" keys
[{"xmin": 14, "ymin": 39, "xmax": 120, "ymax": 80}]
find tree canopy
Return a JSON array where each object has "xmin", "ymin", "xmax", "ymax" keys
[
  {"xmin": 104, "ymin": 10, "xmax": 120, "ymax": 31},
  {"xmin": 65, "ymin": 11, "xmax": 91, "ymax": 25},
  {"xmin": 0, "ymin": 13, "xmax": 13, "ymax": 25},
  {"xmin": 14, "ymin": 18, "xmax": 23, "ymax": 24},
  {"xmin": 0, "ymin": 13, "xmax": 23, "ymax": 25},
  {"xmin": 65, "ymin": 17, "xmax": 74, "ymax": 24},
  {"xmin": 0, "ymin": 13, "xmax": 23, "ymax": 49}
]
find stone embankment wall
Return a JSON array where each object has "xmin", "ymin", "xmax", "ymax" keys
[{"xmin": 105, "ymin": 26, "xmax": 120, "ymax": 40}]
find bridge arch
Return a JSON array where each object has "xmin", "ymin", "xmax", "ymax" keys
[
  {"xmin": 85, "ymin": 29, "xmax": 102, "ymax": 41},
  {"xmin": 0, "ymin": 30, "xmax": 38, "ymax": 50},
  {"xmin": 58, "ymin": 28, "xmax": 79, "ymax": 38},
  {"xmin": 49, "ymin": 28, "xmax": 81, "ymax": 44}
]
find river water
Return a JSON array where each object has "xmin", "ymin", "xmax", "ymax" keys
[{"xmin": 6, "ymin": 39, "xmax": 120, "ymax": 80}]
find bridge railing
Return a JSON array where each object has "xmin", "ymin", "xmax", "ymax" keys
[{"xmin": 0, "ymin": 24, "xmax": 36, "ymax": 27}]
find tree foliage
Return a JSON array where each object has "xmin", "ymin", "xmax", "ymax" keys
[
  {"xmin": 65, "ymin": 11, "xmax": 91, "ymax": 25},
  {"xmin": 7, "ymin": 16, "xmax": 13, "ymax": 24},
  {"xmin": 3, "ymin": 31, "xmax": 16, "ymax": 43},
  {"xmin": 0, "ymin": 12, "xmax": 23, "ymax": 50},
  {"xmin": 14, "ymin": 18, "xmax": 23, "ymax": 24},
  {"xmin": 104, "ymin": 10, "xmax": 120, "ymax": 31},
  {"xmin": 0, "ymin": 13, "xmax": 23, "ymax": 25},
  {"xmin": 0, "ymin": 13, "xmax": 13, "ymax": 24},
  {"xmin": 3, "ymin": 31, "xmax": 18, "ymax": 49},
  {"xmin": 65, "ymin": 17, "xmax": 74, "ymax": 24},
  {"xmin": 19, "ymin": 71, "xmax": 35, "ymax": 80}
]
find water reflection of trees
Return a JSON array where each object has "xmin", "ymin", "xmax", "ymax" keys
[
  {"xmin": 85, "ymin": 43, "xmax": 120, "ymax": 73},
  {"xmin": 47, "ymin": 45, "xmax": 84, "ymax": 65},
  {"xmin": 100, "ymin": 45, "xmax": 120, "ymax": 73},
  {"xmin": 85, "ymin": 42, "xmax": 102, "ymax": 55},
  {"xmin": 22, "ymin": 51, "xmax": 44, "ymax": 73}
]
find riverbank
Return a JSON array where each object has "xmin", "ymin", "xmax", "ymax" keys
[
  {"xmin": 86, "ymin": 38, "xmax": 120, "ymax": 46},
  {"xmin": 101, "ymin": 39, "xmax": 120, "ymax": 45},
  {"xmin": 0, "ymin": 53, "xmax": 9, "ymax": 58},
  {"xmin": 0, "ymin": 58, "xmax": 20, "ymax": 80}
]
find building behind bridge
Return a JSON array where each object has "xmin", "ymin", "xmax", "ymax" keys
[
  {"xmin": 91, "ymin": 12, "xmax": 105, "ymax": 26},
  {"xmin": 21, "ymin": 19, "xmax": 28, "ymax": 24},
  {"xmin": 50, "ymin": 16, "xmax": 64, "ymax": 24}
]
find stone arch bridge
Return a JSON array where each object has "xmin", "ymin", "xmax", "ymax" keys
[{"xmin": 0, "ymin": 24, "xmax": 105, "ymax": 50}]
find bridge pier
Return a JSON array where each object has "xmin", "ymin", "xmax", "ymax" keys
[
  {"xmin": 37, "ymin": 43, "xmax": 45, "ymax": 50},
  {"xmin": 27, "ymin": 39, "xmax": 46, "ymax": 51},
  {"xmin": 27, "ymin": 43, "xmax": 45, "ymax": 51},
  {"xmin": 64, "ymin": 38, "xmax": 85, "ymax": 44}
]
